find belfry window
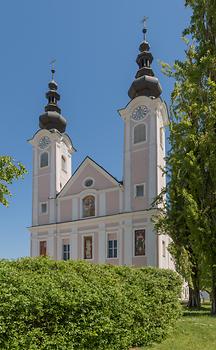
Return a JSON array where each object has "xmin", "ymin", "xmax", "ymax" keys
[
  {"xmin": 40, "ymin": 152, "xmax": 48, "ymax": 168},
  {"xmin": 134, "ymin": 124, "xmax": 146, "ymax": 144},
  {"xmin": 61, "ymin": 155, "xmax": 67, "ymax": 172},
  {"xmin": 83, "ymin": 195, "xmax": 95, "ymax": 217}
]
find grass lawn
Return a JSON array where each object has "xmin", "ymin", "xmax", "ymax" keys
[{"xmin": 140, "ymin": 304, "xmax": 216, "ymax": 350}]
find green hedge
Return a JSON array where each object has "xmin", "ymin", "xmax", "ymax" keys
[{"xmin": 0, "ymin": 258, "xmax": 182, "ymax": 349}]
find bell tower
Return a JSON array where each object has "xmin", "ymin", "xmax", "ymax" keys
[
  {"xmin": 119, "ymin": 21, "xmax": 168, "ymax": 212},
  {"xmin": 29, "ymin": 68, "xmax": 75, "ymax": 227}
]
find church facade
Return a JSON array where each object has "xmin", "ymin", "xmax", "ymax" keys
[{"xmin": 28, "ymin": 26, "xmax": 173, "ymax": 269}]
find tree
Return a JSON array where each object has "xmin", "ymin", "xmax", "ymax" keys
[
  {"xmin": 153, "ymin": 0, "xmax": 216, "ymax": 312},
  {"xmin": 0, "ymin": 156, "xmax": 27, "ymax": 206}
]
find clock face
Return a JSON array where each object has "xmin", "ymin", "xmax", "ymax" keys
[
  {"xmin": 131, "ymin": 105, "xmax": 150, "ymax": 121},
  {"xmin": 38, "ymin": 136, "xmax": 51, "ymax": 149}
]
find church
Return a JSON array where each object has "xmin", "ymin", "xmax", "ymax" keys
[{"xmin": 28, "ymin": 24, "xmax": 173, "ymax": 269}]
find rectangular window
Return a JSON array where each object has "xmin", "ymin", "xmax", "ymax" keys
[
  {"xmin": 41, "ymin": 202, "xmax": 47, "ymax": 214},
  {"xmin": 162, "ymin": 240, "xmax": 166, "ymax": 257},
  {"xmin": 135, "ymin": 229, "xmax": 145, "ymax": 256},
  {"xmin": 108, "ymin": 239, "xmax": 118, "ymax": 258},
  {"xmin": 135, "ymin": 184, "xmax": 145, "ymax": 197},
  {"xmin": 63, "ymin": 244, "xmax": 70, "ymax": 260},
  {"xmin": 84, "ymin": 236, "xmax": 93, "ymax": 259},
  {"xmin": 39, "ymin": 241, "xmax": 47, "ymax": 256}
]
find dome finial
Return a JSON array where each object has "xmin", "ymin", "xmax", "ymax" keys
[
  {"xmin": 128, "ymin": 20, "xmax": 162, "ymax": 100},
  {"xmin": 50, "ymin": 59, "xmax": 56, "ymax": 80},
  {"xmin": 39, "ymin": 62, "xmax": 67, "ymax": 133},
  {"xmin": 142, "ymin": 16, "xmax": 148, "ymax": 42}
]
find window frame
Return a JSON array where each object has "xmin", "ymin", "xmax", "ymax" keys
[
  {"xmin": 62, "ymin": 243, "xmax": 70, "ymax": 260},
  {"xmin": 82, "ymin": 177, "xmax": 95, "ymax": 189},
  {"xmin": 82, "ymin": 194, "xmax": 96, "ymax": 218},
  {"xmin": 134, "ymin": 183, "xmax": 145, "ymax": 198},
  {"xmin": 133, "ymin": 228, "xmax": 146, "ymax": 257},
  {"xmin": 40, "ymin": 201, "xmax": 48, "ymax": 215},
  {"xmin": 133, "ymin": 122, "xmax": 147, "ymax": 145},
  {"xmin": 82, "ymin": 235, "xmax": 94, "ymax": 260},
  {"xmin": 39, "ymin": 151, "xmax": 49, "ymax": 168},
  {"xmin": 107, "ymin": 238, "xmax": 118, "ymax": 259},
  {"xmin": 39, "ymin": 240, "xmax": 47, "ymax": 256}
]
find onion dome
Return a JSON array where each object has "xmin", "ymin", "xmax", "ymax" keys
[
  {"xmin": 39, "ymin": 67, "xmax": 67, "ymax": 133},
  {"xmin": 128, "ymin": 19, "xmax": 162, "ymax": 99}
]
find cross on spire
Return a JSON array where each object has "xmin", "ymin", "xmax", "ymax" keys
[
  {"xmin": 50, "ymin": 59, "xmax": 56, "ymax": 80},
  {"xmin": 142, "ymin": 16, "xmax": 148, "ymax": 41}
]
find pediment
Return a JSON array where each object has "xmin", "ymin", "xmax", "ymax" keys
[{"xmin": 58, "ymin": 157, "xmax": 121, "ymax": 198}]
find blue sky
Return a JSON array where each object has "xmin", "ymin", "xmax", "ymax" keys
[{"xmin": 0, "ymin": 0, "xmax": 190, "ymax": 258}]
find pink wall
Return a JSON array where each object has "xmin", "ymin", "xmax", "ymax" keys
[
  {"xmin": 106, "ymin": 191, "xmax": 119, "ymax": 215},
  {"xmin": 38, "ymin": 214, "xmax": 49, "ymax": 226},
  {"xmin": 105, "ymin": 258, "xmax": 119, "ymax": 265},
  {"xmin": 65, "ymin": 164, "xmax": 117, "ymax": 196},
  {"xmin": 132, "ymin": 256, "xmax": 147, "ymax": 267},
  {"xmin": 131, "ymin": 148, "xmax": 149, "ymax": 183},
  {"xmin": 78, "ymin": 225, "xmax": 98, "ymax": 232},
  {"xmin": 60, "ymin": 200, "xmax": 72, "ymax": 222},
  {"xmin": 105, "ymin": 223, "xmax": 118, "ymax": 229},
  {"xmin": 38, "ymin": 175, "xmax": 50, "ymax": 202},
  {"xmin": 131, "ymin": 149, "xmax": 149, "ymax": 211}
]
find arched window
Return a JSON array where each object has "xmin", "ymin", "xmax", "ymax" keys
[
  {"xmin": 83, "ymin": 195, "xmax": 95, "ymax": 217},
  {"xmin": 40, "ymin": 152, "xmax": 48, "ymax": 168},
  {"xmin": 134, "ymin": 124, "xmax": 146, "ymax": 144},
  {"xmin": 61, "ymin": 155, "xmax": 66, "ymax": 172}
]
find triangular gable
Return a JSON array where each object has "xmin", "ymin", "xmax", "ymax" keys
[{"xmin": 58, "ymin": 156, "xmax": 121, "ymax": 198}]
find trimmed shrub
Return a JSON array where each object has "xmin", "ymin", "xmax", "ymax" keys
[{"xmin": 0, "ymin": 258, "xmax": 182, "ymax": 349}]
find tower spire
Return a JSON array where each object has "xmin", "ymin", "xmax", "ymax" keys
[
  {"xmin": 39, "ymin": 65, "xmax": 67, "ymax": 133},
  {"xmin": 128, "ymin": 20, "xmax": 162, "ymax": 100}
]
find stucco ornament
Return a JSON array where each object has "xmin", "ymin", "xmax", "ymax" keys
[
  {"xmin": 38, "ymin": 136, "xmax": 51, "ymax": 149},
  {"xmin": 131, "ymin": 105, "xmax": 150, "ymax": 121}
]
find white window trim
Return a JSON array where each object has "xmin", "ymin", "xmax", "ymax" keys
[
  {"xmin": 39, "ymin": 201, "xmax": 48, "ymax": 215},
  {"xmin": 39, "ymin": 151, "xmax": 49, "ymax": 169},
  {"xmin": 82, "ymin": 177, "xmax": 95, "ymax": 189},
  {"xmin": 80, "ymin": 192, "xmax": 97, "ymax": 219},
  {"xmin": 106, "ymin": 232, "xmax": 118, "ymax": 259},
  {"xmin": 134, "ymin": 183, "xmax": 146, "ymax": 198},
  {"xmin": 82, "ymin": 233, "xmax": 94, "ymax": 261},
  {"xmin": 133, "ymin": 228, "xmax": 146, "ymax": 258},
  {"xmin": 132, "ymin": 122, "xmax": 147, "ymax": 145},
  {"xmin": 62, "ymin": 242, "xmax": 70, "ymax": 260}
]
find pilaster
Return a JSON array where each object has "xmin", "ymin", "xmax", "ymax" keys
[
  {"xmin": 123, "ymin": 218, "xmax": 132, "ymax": 265},
  {"xmin": 70, "ymin": 226, "xmax": 78, "ymax": 260},
  {"xmin": 98, "ymin": 223, "xmax": 106, "ymax": 263}
]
